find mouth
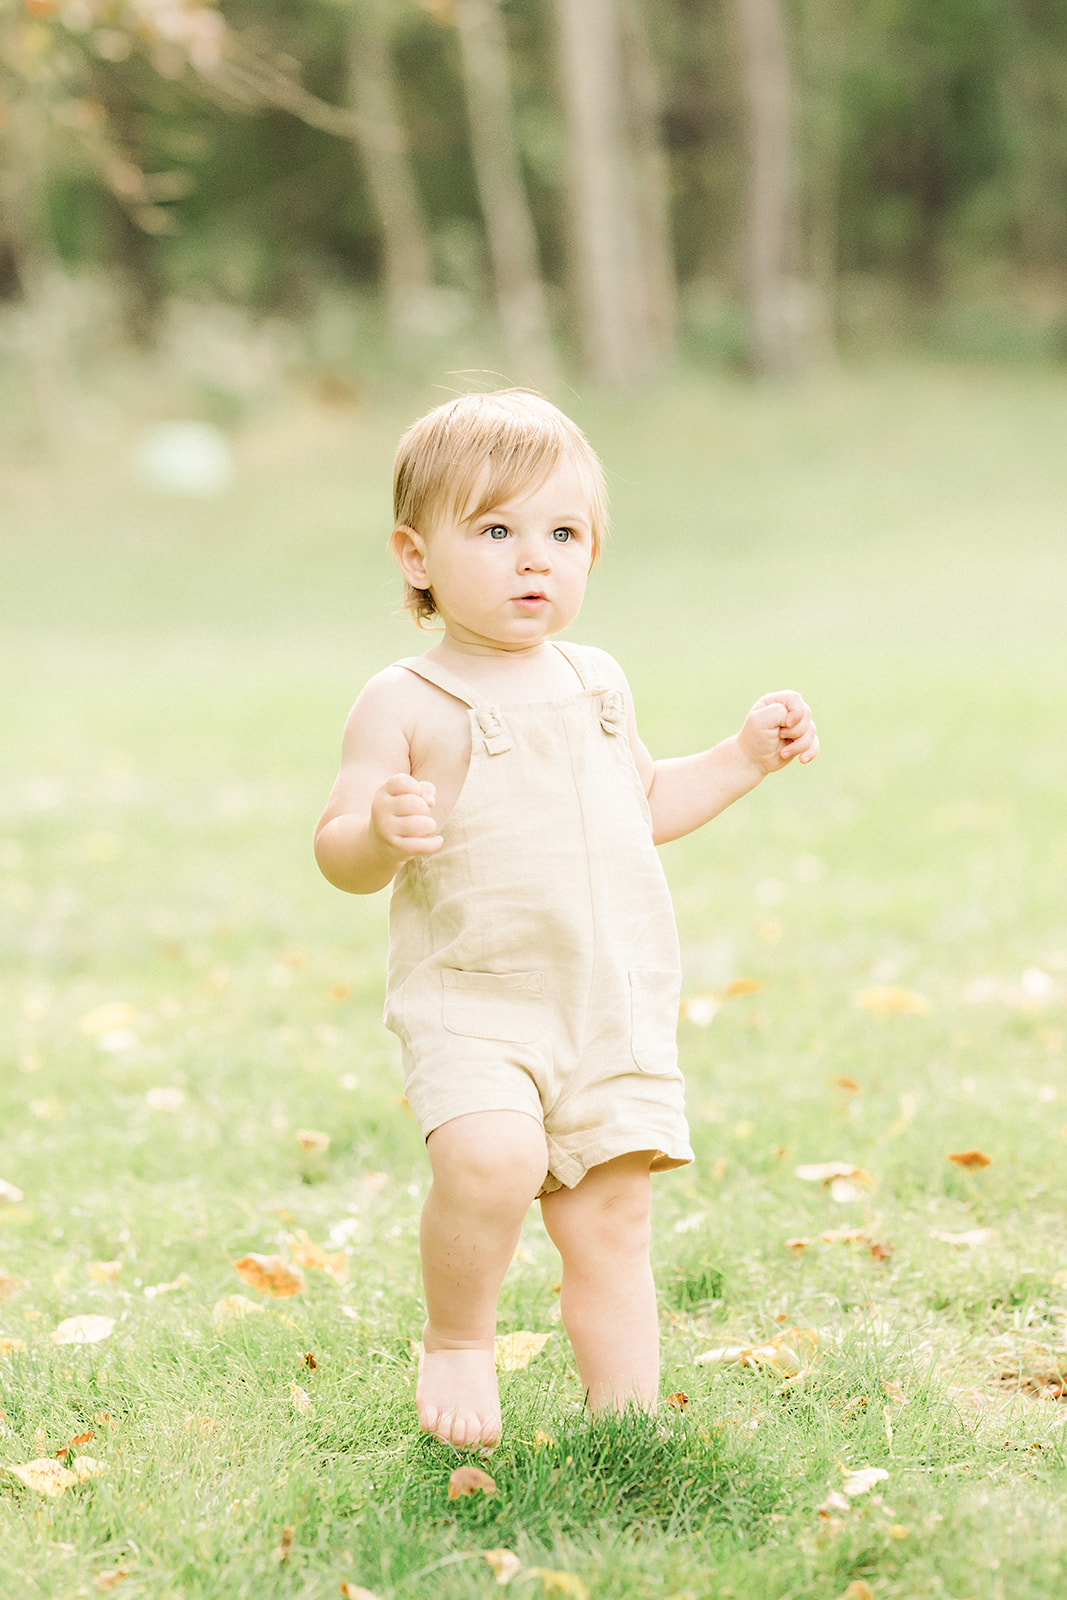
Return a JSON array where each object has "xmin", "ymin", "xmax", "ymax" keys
[{"xmin": 514, "ymin": 591, "xmax": 547, "ymax": 610}]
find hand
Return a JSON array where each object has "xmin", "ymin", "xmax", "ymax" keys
[
  {"xmin": 737, "ymin": 691, "xmax": 819, "ymax": 775},
  {"xmin": 370, "ymin": 774, "xmax": 443, "ymax": 862}
]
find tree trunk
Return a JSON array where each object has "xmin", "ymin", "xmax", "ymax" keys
[
  {"xmin": 453, "ymin": 0, "xmax": 557, "ymax": 388},
  {"xmin": 344, "ymin": 0, "xmax": 435, "ymax": 343},
  {"xmin": 733, "ymin": 0, "xmax": 796, "ymax": 375},
  {"xmin": 617, "ymin": 0, "xmax": 676, "ymax": 370}
]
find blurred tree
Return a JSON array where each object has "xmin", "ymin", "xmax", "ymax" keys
[{"xmin": 453, "ymin": 0, "xmax": 556, "ymax": 385}]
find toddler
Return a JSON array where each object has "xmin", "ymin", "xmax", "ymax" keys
[{"xmin": 315, "ymin": 390, "xmax": 818, "ymax": 1451}]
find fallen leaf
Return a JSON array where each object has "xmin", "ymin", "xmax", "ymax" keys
[
  {"xmin": 818, "ymin": 1489, "xmax": 851, "ymax": 1515},
  {"xmin": 447, "ymin": 1465, "xmax": 497, "ymax": 1500},
  {"xmin": 143, "ymin": 1274, "xmax": 192, "ymax": 1298},
  {"xmin": 52, "ymin": 1314, "xmax": 116, "ymax": 1346},
  {"xmin": 840, "ymin": 1464, "xmax": 889, "ymax": 1496},
  {"xmin": 233, "ymin": 1254, "xmax": 305, "ymax": 1298},
  {"xmin": 145, "ymin": 1086, "xmax": 185, "ymax": 1112},
  {"xmin": 695, "ymin": 1342, "xmax": 750, "ymax": 1367},
  {"xmin": 887, "ymin": 1523, "xmax": 910, "ymax": 1540},
  {"xmin": 0, "ymin": 1179, "xmax": 24, "ymax": 1205},
  {"xmin": 784, "ymin": 1237, "xmax": 810, "ymax": 1255},
  {"xmin": 295, "ymin": 1129, "xmax": 330, "ymax": 1154},
  {"xmin": 289, "ymin": 1381, "xmax": 315, "ymax": 1417},
  {"xmin": 9, "ymin": 1459, "xmax": 78, "ymax": 1496},
  {"xmin": 288, "ymin": 1230, "xmax": 348, "ymax": 1283},
  {"xmin": 0, "ymin": 1338, "xmax": 28, "ymax": 1357},
  {"xmin": 697, "ymin": 1327, "xmax": 817, "ymax": 1381},
  {"xmin": 0, "ymin": 1274, "xmax": 22, "ymax": 1303},
  {"xmin": 724, "ymin": 977, "xmax": 764, "ymax": 998},
  {"xmin": 855, "ymin": 986, "xmax": 929, "ymax": 1014},
  {"xmin": 668, "ymin": 1391, "xmax": 689, "ymax": 1410},
  {"xmin": 931, "ymin": 1227, "xmax": 993, "ymax": 1246},
  {"xmin": 89, "ymin": 1260, "xmax": 122, "ymax": 1283},
  {"xmin": 55, "ymin": 1429, "xmax": 94, "ymax": 1457},
  {"xmin": 302, "ymin": 1351, "xmax": 318, "ymax": 1370},
  {"xmin": 338, "ymin": 1586, "xmax": 383, "ymax": 1600},
  {"xmin": 80, "ymin": 1002, "xmax": 139, "ymax": 1036},
  {"xmin": 947, "ymin": 1149, "xmax": 992, "ymax": 1169},
  {"xmin": 276, "ymin": 1525, "xmax": 294, "ymax": 1563},
  {"xmin": 795, "ymin": 1160, "xmax": 872, "ymax": 1186},
  {"xmin": 69, "ymin": 1455, "xmax": 106, "ymax": 1482},
  {"xmin": 95, "ymin": 1571, "xmax": 129, "ymax": 1591},
  {"xmin": 482, "ymin": 1548, "xmax": 523, "ymax": 1585},
  {"xmin": 528, "ymin": 1571, "xmax": 589, "ymax": 1600},
  {"xmin": 829, "ymin": 1075, "xmax": 860, "ymax": 1093},
  {"xmin": 837, "ymin": 1584, "xmax": 873, "ymax": 1600},
  {"xmin": 211, "ymin": 1293, "xmax": 265, "ymax": 1328},
  {"xmin": 494, "ymin": 1330, "xmax": 550, "ymax": 1371}
]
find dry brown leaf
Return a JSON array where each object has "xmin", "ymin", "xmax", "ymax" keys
[
  {"xmin": 795, "ymin": 1160, "xmax": 872, "ymax": 1186},
  {"xmin": 95, "ymin": 1571, "xmax": 129, "ymax": 1591},
  {"xmin": 9, "ymin": 1459, "xmax": 78, "ymax": 1496},
  {"xmin": 528, "ymin": 1572, "xmax": 589, "ymax": 1600},
  {"xmin": 784, "ymin": 1237, "xmax": 811, "ymax": 1255},
  {"xmin": 668, "ymin": 1391, "xmax": 690, "ymax": 1410},
  {"xmin": 855, "ymin": 986, "xmax": 929, "ymax": 1014},
  {"xmin": 494, "ymin": 1330, "xmax": 550, "ymax": 1371},
  {"xmin": 55, "ymin": 1429, "xmax": 94, "ymax": 1457},
  {"xmin": 52, "ymin": 1314, "xmax": 116, "ymax": 1346},
  {"xmin": 447, "ymin": 1465, "xmax": 497, "ymax": 1500},
  {"xmin": 829, "ymin": 1075, "xmax": 861, "ymax": 1093},
  {"xmin": 289, "ymin": 1381, "xmax": 315, "ymax": 1417},
  {"xmin": 295, "ymin": 1129, "xmax": 330, "ymax": 1155},
  {"xmin": 212, "ymin": 1293, "xmax": 265, "ymax": 1328},
  {"xmin": 143, "ymin": 1274, "xmax": 192, "ymax": 1298},
  {"xmin": 697, "ymin": 1327, "xmax": 817, "ymax": 1381},
  {"xmin": 837, "ymin": 1584, "xmax": 874, "ymax": 1600},
  {"xmin": 481, "ymin": 1548, "xmax": 523, "ymax": 1585},
  {"xmin": 0, "ymin": 1274, "xmax": 22, "ymax": 1303},
  {"xmin": 947, "ymin": 1149, "xmax": 992, "ymax": 1169},
  {"xmin": 276, "ymin": 1526, "xmax": 294, "ymax": 1563},
  {"xmin": 0, "ymin": 1179, "xmax": 24, "ymax": 1205},
  {"xmin": 233, "ymin": 1254, "xmax": 305, "ymax": 1298}
]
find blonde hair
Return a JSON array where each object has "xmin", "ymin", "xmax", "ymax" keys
[{"xmin": 392, "ymin": 389, "xmax": 608, "ymax": 624}]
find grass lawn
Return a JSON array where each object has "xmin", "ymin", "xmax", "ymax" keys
[{"xmin": 1, "ymin": 360, "xmax": 1066, "ymax": 1599}]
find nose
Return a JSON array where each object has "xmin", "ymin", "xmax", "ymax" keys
[{"xmin": 516, "ymin": 534, "xmax": 550, "ymax": 572}]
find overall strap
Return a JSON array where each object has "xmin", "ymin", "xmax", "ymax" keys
[
  {"xmin": 394, "ymin": 655, "xmax": 491, "ymax": 709},
  {"xmin": 552, "ymin": 641, "xmax": 606, "ymax": 692}
]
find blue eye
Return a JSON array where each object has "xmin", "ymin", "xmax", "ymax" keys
[
  {"xmin": 552, "ymin": 528, "xmax": 573, "ymax": 542},
  {"xmin": 484, "ymin": 525, "xmax": 509, "ymax": 540}
]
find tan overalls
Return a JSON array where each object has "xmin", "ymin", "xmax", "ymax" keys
[{"xmin": 383, "ymin": 642, "xmax": 693, "ymax": 1193}]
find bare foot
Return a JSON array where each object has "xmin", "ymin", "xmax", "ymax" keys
[{"xmin": 417, "ymin": 1323, "xmax": 501, "ymax": 1450}]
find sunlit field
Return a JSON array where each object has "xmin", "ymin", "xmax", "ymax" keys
[{"xmin": 2, "ymin": 362, "xmax": 1066, "ymax": 1599}]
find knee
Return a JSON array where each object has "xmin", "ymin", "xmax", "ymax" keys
[
  {"xmin": 543, "ymin": 1159, "xmax": 653, "ymax": 1261},
  {"xmin": 428, "ymin": 1112, "xmax": 548, "ymax": 1212}
]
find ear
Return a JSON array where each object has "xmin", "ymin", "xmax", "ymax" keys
[{"xmin": 390, "ymin": 525, "xmax": 430, "ymax": 588}]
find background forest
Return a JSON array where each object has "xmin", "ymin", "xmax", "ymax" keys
[{"xmin": 3, "ymin": 0, "xmax": 1067, "ymax": 419}]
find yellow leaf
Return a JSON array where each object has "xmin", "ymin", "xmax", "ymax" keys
[
  {"xmin": 69, "ymin": 1455, "xmax": 106, "ymax": 1482},
  {"xmin": 947, "ymin": 1149, "xmax": 992, "ymax": 1169},
  {"xmin": 494, "ymin": 1330, "xmax": 550, "ymax": 1371},
  {"xmin": 0, "ymin": 1338, "xmax": 28, "ymax": 1357},
  {"xmin": 447, "ymin": 1465, "xmax": 497, "ymax": 1500},
  {"xmin": 887, "ymin": 1523, "xmax": 910, "ymax": 1540},
  {"xmin": 80, "ymin": 1002, "xmax": 139, "ymax": 1036},
  {"xmin": 482, "ymin": 1548, "xmax": 523, "ymax": 1585},
  {"xmin": 829, "ymin": 1075, "xmax": 860, "ymax": 1093},
  {"xmin": 288, "ymin": 1230, "xmax": 348, "ymax": 1283},
  {"xmin": 52, "ymin": 1314, "xmax": 116, "ymax": 1346},
  {"xmin": 528, "ymin": 1571, "xmax": 589, "ymax": 1600},
  {"xmin": 0, "ymin": 1274, "xmax": 22, "ymax": 1303},
  {"xmin": 724, "ymin": 977, "xmax": 764, "ymax": 998},
  {"xmin": 8, "ymin": 1458, "xmax": 77, "ymax": 1496},
  {"xmin": 745, "ymin": 1327, "xmax": 818, "ymax": 1378},
  {"xmin": 837, "ymin": 1585, "xmax": 873, "ymax": 1600},
  {"xmin": 338, "ymin": 1585, "xmax": 383, "ymax": 1600},
  {"xmin": 95, "ymin": 1570, "xmax": 129, "ymax": 1591},
  {"xmin": 211, "ymin": 1293, "xmax": 265, "ymax": 1328},
  {"xmin": 233, "ymin": 1254, "xmax": 305, "ymax": 1298},
  {"xmin": 855, "ymin": 986, "xmax": 929, "ymax": 1014},
  {"xmin": 289, "ymin": 1381, "xmax": 315, "ymax": 1417},
  {"xmin": 89, "ymin": 1260, "xmax": 122, "ymax": 1283}
]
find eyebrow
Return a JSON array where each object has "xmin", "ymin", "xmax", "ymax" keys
[{"xmin": 467, "ymin": 506, "xmax": 592, "ymax": 527}]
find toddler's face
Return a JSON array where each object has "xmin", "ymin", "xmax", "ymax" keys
[{"xmin": 407, "ymin": 456, "xmax": 596, "ymax": 653}]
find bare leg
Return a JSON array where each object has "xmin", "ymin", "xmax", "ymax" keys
[
  {"xmin": 539, "ymin": 1151, "xmax": 658, "ymax": 1413},
  {"xmin": 418, "ymin": 1110, "xmax": 548, "ymax": 1449}
]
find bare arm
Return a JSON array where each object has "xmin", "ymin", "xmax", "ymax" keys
[
  {"xmin": 587, "ymin": 651, "xmax": 818, "ymax": 846},
  {"xmin": 314, "ymin": 671, "xmax": 443, "ymax": 895}
]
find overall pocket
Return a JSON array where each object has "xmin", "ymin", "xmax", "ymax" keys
[
  {"xmin": 629, "ymin": 968, "xmax": 682, "ymax": 1073},
  {"xmin": 442, "ymin": 969, "xmax": 545, "ymax": 1044}
]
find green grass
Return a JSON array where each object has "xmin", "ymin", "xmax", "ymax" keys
[{"xmin": 2, "ymin": 360, "xmax": 1067, "ymax": 1598}]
